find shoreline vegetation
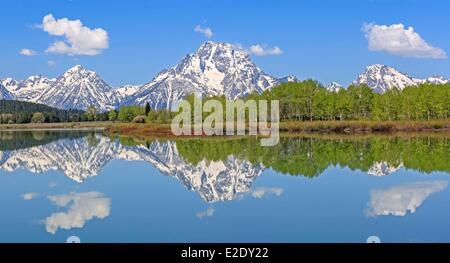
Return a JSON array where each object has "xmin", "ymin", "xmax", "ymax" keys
[{"xmin": 1, "ymin": 120, "xmax": 449, "ymax": 138}]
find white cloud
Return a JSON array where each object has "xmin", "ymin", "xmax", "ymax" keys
[
  {"xmin": 194, "ymin": 25, "xmax": 213, "ymax": 39},
  {"xmin": 47, "ymin": 60, "xmax": 56, "ymax": 66},
  {"xmin": 43, "ymin": 191, "xmax": 111, "ymax": 234},
  {"xmin": 19, "ymin": 49, "xmax": 37, "ymax": 56},
  {"xmin": 250, "ymin": 187, "xmax": 284, "ymax": 199},
  {"xmin": 41, "ymin": 14, "xmax": 109, "ymax": 56},
  {"xmin": 363, "ymin": 23, "xmax": 446, "ymax": 59},
  {"xmin": 249, "ymin": 44, "xmax": 283, "ymax": 56},
  {"xmin": 196, "ymin": 207, "xmax": 214, "ymax": 219},
  {"xmin": 365, "ymin": 180, "xmax": 447, "ymax": 217},
  {"xmin": 22, "ymin": 192, "xmax": 39, "ymax": 200},
  {"xmin": 234, "ymin": 44, "xmax": 283, "ymax": 56}
]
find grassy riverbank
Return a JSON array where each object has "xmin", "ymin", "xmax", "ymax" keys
[
  {"xmin": 1, "ymin": 119, "xmax": 449, "ymax": 135},
  {"xmin": 105, "ymin": 119, "xmax": 450, "ymax": 140}
]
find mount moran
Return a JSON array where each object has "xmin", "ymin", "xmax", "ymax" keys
[{"xmin": 1, "ymin": 42, "xmax": 448, "ymax": 111}]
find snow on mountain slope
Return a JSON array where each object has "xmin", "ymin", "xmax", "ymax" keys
[
  {"xmin": 275, "ymin": 75, "xmax": 297, "ymax": 84},
  {"xmin": 1, "ymin": 78, "xmax": 19, "ymax": 93},
  {"xmin": 114, "ymin": 84, "xmax": 141, "ymax": 102},
  {"xmin": 5, "ymin": 75, "xmax": 55, "ymax": 102},
  {"xmin": 326, "ymin": 82, "xmax": 342, "ymax": 92},
  {"xmin": 124, "ymin": 41, "xmax": 295, "ymax": 109},
  {"xmin": 353, "ymin": 64, "xmax": 449, "ymax": 93},
  {"xmin": 37, "ymin": 65, "xmax": 118, "ymax": 111},
  {"xmin": 353, "ymin": 64, "xmax": 417, "ymax": 93},
  {"xmin": 0, "ymin": 83, "xmax": 14, "ymax": 99},
  {"xmin": 421, "ymin": 76, "xmax": 449, "ymax": 85}
]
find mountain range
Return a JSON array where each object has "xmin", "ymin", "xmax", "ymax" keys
[
  {"xmin": 1, "ymin": 42, "xmax": 448, "ymax": 111},
  {"xmin": 353, "ymin": 64, "xmax": 449, "ymax": 93},
  {"xmin": 1, "ymin": 42, "xmax": 294, "ymax": 111}
]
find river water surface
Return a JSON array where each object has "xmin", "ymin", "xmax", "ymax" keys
[{"xmin": 0, "ymin": 130, "xmax": 449, "ymax": 242}]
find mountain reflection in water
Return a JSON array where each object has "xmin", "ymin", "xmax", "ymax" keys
[{"xmin": 1, "ymin": 131, "xmax": 449, "ymax": 203}]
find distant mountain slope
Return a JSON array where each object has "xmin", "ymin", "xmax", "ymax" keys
[
  {"xmin": 1, "ymin": 76, "xmax": 55, "ymax": 102},
  {"xmin": 326, "ymin": 82, "xmax": 343, "ymax": 92},
  {"xmin": 354, "ymin": 64, "xmax": 449, "ymax": 93}
]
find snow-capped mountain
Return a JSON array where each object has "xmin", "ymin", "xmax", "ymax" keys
[
  {"xmin": 1, "ymin": 42, "xmax": 294, "ymax": 110},
  {"xmin": 326, "ymin": 82, "xmax": 342, "ymax": 92},
  {"xmin": 353, "ymin": 64, "xmax": 449, "ymax": 93},
  {"xmin": 353, "ymin": 64, "xmax": 418, "ymax": 93},
  {"xmin": 0, "ymin": 83, "xmax": 14, "ymax": 99},
  {"xmin": 2, "ymin": 75, "xmax": 55, "ymax": 102},
  {"xmin": 421, "ymin": 76, "xmax": 449, "ymax": 85},
  {"xmin": 124, "ymin": 41, "xmax": 294, "ymax": 109},
  {"xmin": 37, "ymin": 65, "xmax": 118, "ymax": 111},
  {"xmin": 1, "ymin": 66, "xmax": 117, "ymax": 111}
]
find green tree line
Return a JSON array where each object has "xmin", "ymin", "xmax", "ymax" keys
[
  {"xmin": 0, "ymin": 100, "xmax": 84, "ymax": 124},
  {"xmin": 2, "ymin": 81, "xmax": 449, "ymax": 124},
  {"xmin": 252, "ymin": 80, "xmax": 449, "ymax": 121}
]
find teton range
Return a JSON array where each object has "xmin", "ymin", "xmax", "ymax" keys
[{"xmin": 1, "ymin": 41, "xmax": 449, "ymax": 111}]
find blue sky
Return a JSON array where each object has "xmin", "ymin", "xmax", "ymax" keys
[{"xmin": 1, "ymin": 0, "xmax": 449, "ymax": 87}]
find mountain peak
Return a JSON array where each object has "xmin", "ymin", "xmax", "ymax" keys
[
  {"xmin": 36, "ymin": 65, "xmax": 116, "ymax": 111},
  {"xmin": 67, "ymin": 64, "xmax": 84, "ymax": 71},
  {"xmin": 125, "ymin": 41, "xmax": 289, "ymax": 109},
  {"xmin": 192, "ymin": 41, "xmax": 248, "ymax": 64},
  {"xmin": 64, "ymin": 65, "xmax": 93, "ymax": 76},
  {"xmin": 354, "ymin": 64, "xmax": 416, "ymax": 93}
]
